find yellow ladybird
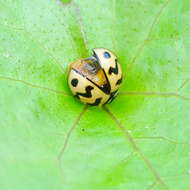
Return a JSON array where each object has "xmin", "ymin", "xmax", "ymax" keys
[{"xmin": 68, "ymin": 48, "xmax": 122, "ymax": 106}]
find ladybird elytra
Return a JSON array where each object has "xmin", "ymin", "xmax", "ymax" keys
[{"xmin": 68, "ymin": 48, "xmax": 122, "ymax": 106}]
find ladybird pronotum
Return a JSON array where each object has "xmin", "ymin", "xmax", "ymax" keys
[{"xmin": 68, "ymin": 48, "xmax": 122, "ymax": 106}]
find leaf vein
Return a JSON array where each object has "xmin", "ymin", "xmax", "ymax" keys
[
  {"xmin": 0, "ymin": 76, "xmax": 70, "ymax": 96},
  {"xmin": 126, "ymin": 0, "xmax": 172, "ymax": 73},
  {"xmin": 119, "ymin": 91, "xmax": 190, "ymax": 103},
  {"xmin": 58, "ymin": 105, "xmax": 88, "ymax": 161},
  {"xmin": 135, "ymin": 136, "xmax": 190, "ymax": 145},
  {"xmin": 103, "ymin": 106, "xmax": 170, "ymax": 190}
]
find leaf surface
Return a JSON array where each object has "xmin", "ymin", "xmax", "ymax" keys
[{"xmin": 0, "ymin": 0, "xmax": 190, "ymax": 189}]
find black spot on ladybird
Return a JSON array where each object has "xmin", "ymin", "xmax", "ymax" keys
[
  {"xmin": 101, "ymin": 83, "xmax": 111, "ymax": 94},
  {"xmin": 116, "ymin": 77, "xmax": 122, "ymax": 85},
  {"xmin": 71, "ymin": 78, "xmax": 78, "ymax": 87},
  {"xmin": 75, "ymin": 85, "xmax": 94, "ymax": 98},
  {"xmin": 108, "ymin": 59, "xmax": 118, "ymax": 75},
  {"xmin": 103, "ymin": 52, "xmax": 111, "ymax": 59},
  {"xmin": 88, "ymin": 97, "xmax": 102, "ymax": 106}
]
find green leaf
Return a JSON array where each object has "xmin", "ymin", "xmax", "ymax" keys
[{"xmin": 0, "ymin": 0, "xmax": 190, "ymax": 189}]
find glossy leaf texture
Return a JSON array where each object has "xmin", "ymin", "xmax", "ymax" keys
[{"xmin": 0, "ymin": 0, "xmax": 190, "ymax": 189}]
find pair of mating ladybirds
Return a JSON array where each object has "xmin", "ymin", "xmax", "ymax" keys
[{"xmin": 68, "ymin": 48, "xmax": 122, "ymax": 106}]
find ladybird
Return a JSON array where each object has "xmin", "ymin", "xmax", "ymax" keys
[{"xmin": 68, "ymin": 48, "xmax": 122, "ymax": 106}]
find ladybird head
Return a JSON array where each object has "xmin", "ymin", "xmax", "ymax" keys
[{"xmin": 82, "ymin": 57, "xmax": 101, "ymax": 74}]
